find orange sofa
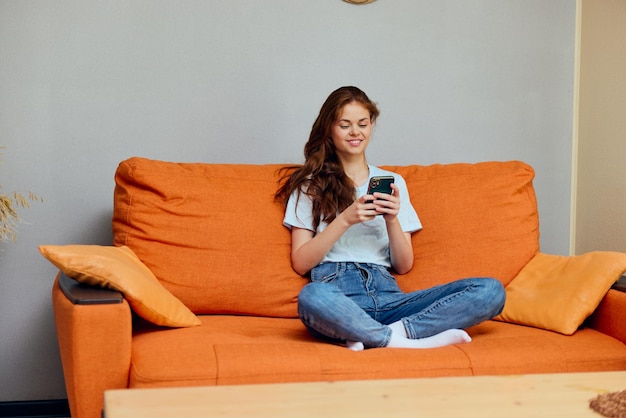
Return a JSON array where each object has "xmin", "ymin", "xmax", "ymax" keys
[{"xmin": 48, "ymin": 157, "xmax": 626, "ymax": 418}]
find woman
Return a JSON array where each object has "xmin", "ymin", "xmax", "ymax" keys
[{"xmin": 276, "ymin": 86, "xmax": 505, "ymax": 351}]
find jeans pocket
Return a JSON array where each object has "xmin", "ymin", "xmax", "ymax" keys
[
  {"xmin": 372, "ymin": 264, "xmax": 396, "ymax": 281},
  {"xmin": 311, "ymin": 263, "xmax": 338, "ymax": 284}
]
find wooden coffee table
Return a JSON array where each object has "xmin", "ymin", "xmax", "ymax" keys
[{"xmin": 104, "ymin": 371, "xmax": 625, "ymax": 417}]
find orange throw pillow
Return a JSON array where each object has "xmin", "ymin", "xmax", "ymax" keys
[
  {"xmin": 496, "ymin": 251, "xmax": 626, "ymax": 335},
  {"xmin": 39, "ymin": 244, "xmax": 201, "ymax": 328}
]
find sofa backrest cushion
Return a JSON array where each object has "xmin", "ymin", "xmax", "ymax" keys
[
  {"xmin": 385, "ymin": 162, "xmax": 539, "ymax": 292},
  {"xmin": 113, "ymin": 158, "xmax": 539, "ymax": 318},
  {"xmin": 113, "ymin": 157, "xmax": 307, "ymax": 318}
]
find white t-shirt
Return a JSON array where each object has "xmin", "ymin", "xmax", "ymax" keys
[{"xmin": 283, "ymin": 165, "xmax": 422, "ymax": 268}]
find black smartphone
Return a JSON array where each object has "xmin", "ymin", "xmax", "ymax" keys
[{"xmin": 366, "ymin": 176, "xmax": 395, "ymax": 204}]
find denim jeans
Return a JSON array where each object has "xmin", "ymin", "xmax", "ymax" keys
[{"xmin": 297, "ymin": 262, "xmax": 506, "ymax": 348}]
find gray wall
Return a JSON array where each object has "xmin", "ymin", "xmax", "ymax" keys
[{"xmin": 0, "ymin": 0, "xmax": 575, "ymax": 401}]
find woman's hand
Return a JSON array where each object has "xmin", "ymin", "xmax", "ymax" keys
[
  {"xmin": 339, "ymin": 195, "xmax": 379, "ymax": 225},
  {"xmin": 369, "ymin": 183, "xmax": 400, "ymax": 221}
]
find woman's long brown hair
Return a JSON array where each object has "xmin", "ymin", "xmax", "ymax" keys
[{"xmin": 275, "ymin": 86, "xmax": 380, "ymax": 232}]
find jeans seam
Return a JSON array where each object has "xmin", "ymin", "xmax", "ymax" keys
[
  {"xmin": 378, "ymin": 327, "xmax": 392, "ymax": 348},
  {"xmin": 404, "ymin": 281, "xmax": 477, "ymax": 339}
]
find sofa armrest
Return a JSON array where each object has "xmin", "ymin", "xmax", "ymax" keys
[
  {"xmin": 52, "ymin": 273, "xmax": 132, "ymax": 418},
  {"xmin": 587, "ymin": 276, "xmax": 626, "ymax": 345},
  {"xmin": 58, "ymin": 272, "xmax": 124, "ymax": 304},
  {"xmin": 611, "ymin": 275, "xmax": 626, "ymax": 293}
]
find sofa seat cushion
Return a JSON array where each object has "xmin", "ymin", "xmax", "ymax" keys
[
  {"xmin": 455, "ymin": 321, "xmax": 626, "ymax": 375},
  {"xmin": 128, "ymin": 317, "xmax": 626, "ymax": 389}
]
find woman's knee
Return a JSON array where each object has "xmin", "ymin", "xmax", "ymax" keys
[
  {"xmin": 298, "ymin": 282, "xmax": 326, "ymax": 302},
  {"xmin": 477, "ymin": 278, "xmax": 506, "ymax": 316},
  {"xmin": 297, "ymin": 282, "xmax": 336, "ymax": 314}
]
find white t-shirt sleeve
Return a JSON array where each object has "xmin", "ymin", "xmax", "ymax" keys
[{"xmin": 283, "ymin": 189, "xmax": 315, "ymax": 231}]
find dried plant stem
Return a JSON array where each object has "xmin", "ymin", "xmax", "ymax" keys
[
  {"xmin": 1, "ymin": 191, "xmax": 42, "ymax": 242},
  {"xmin": 1, "ymin": 146, "xmax": 43, "ymax": 243}
]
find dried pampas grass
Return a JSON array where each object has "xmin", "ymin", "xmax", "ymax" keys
[{"xmin": 1, "ymin": 147, "xmax": 42, "ymax": 243}]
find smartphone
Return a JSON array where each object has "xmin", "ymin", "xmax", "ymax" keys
[{"xmin": 366, "ymin": 176, "xmax": 395, "ymax": 204}]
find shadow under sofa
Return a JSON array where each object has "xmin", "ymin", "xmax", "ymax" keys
[{"xmin": 46, "ymin": 157, "xmax": 626, "ymax": 418}]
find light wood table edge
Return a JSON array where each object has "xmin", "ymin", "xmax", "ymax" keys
[{"xmin": 104, "ymin": 371, "xmax": 626, "ymax": 417}]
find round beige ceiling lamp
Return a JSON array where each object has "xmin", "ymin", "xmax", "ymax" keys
[{"xmin": 343, "ymin": 0, "xmax": 377, "ymax": 4}]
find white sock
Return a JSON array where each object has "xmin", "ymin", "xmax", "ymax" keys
[
  {"xmin": 346, "ymin": 341, "xmax": 365, "ymax": 351},
  {"xmin": 388, "ymin": 320, "xmax": 408, "ymax": 337},
  {"xmin": 386, "ymin": 328, "xmax": 471, "ymax": 349}
]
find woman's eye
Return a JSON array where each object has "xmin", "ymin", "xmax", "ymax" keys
[
  {"xmin": 359, "ymin": 124, "xmax": 368, "ymax": 128},
  {"xmin": 340, "ymin": 125, "xmax": 349, "ymax": 129}
]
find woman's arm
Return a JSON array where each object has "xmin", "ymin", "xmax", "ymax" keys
[
  {"xmin": 290, "ymin": 196, "xmax": 376, "ymax": 275},
  {"xmin": 386, "ymin": 220, "xmax": 414, "ymax": 274},
  {"xmin": 376, "ymin": 183, "xmax": 414, "ymax": 274},
  {"xmin": 290, "ymin": 224, "xmax": 346, "ymax": 276}
]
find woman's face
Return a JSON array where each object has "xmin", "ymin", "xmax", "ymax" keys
[{"xmin": 330, "ymin": 101, "xmax": 373, "ymax": 161}]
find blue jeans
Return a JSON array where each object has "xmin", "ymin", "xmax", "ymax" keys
[{"xmin": 297, "ymin": 262, "xmax": 506, "ymax": 348}]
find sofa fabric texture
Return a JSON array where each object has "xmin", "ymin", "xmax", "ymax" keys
[
  {"xmin": 111, "ymin": 158, "xmax": 539, "ymax": 317},
  {"xmin": 50, "ymin": 157, "xmax": 626, "ymax": 418},
  {"xmin": 112, "ymin": 161, "xmax": 306, "ymax": 318}
]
